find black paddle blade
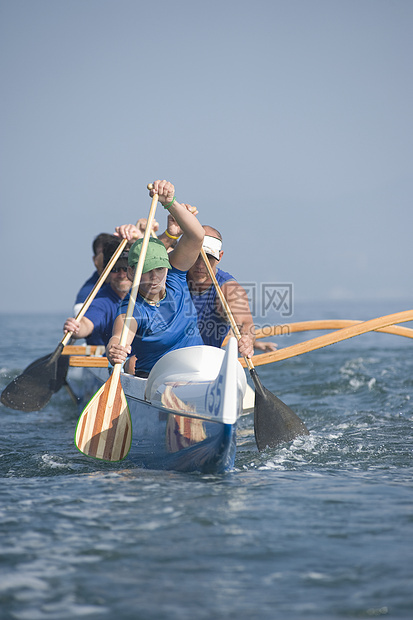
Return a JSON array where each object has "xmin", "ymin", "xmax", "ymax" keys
[
  {"xmin": 250, "ymin": 369, "xmax": 309, "ymax": 451},
  {"xmin": 1, "ymin": 344, "xmax": 67, "ymax": 412}
]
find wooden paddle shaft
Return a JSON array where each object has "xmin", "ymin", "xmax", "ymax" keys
[
  {"xmin": 118, "ymin": 189, "xmax": 159, "ymax": 349},
  {"xmin": 247, "ymin": 309, "xmax": 413, "ymax": 367},
  {"xmin": 200, "ymin": 247, "xmax": 255, "ymax": 372}
]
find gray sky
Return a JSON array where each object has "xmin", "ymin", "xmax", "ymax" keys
[{"xmin": 1, "ymin": 0, "xmax": 412, "ymax": 316}]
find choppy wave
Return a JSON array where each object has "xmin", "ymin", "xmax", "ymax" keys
[{"xmin": 1, "ymin": 312, "xmax": 413, "ymax": 619}]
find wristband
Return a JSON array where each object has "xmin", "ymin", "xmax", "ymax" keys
[
  {"xmin": 165, "ymin": 230, "xmax": 180, "ymax": 240},
  {"xmin": 163, "ymin": 196, "xmax": 176, "ymax": 210}
]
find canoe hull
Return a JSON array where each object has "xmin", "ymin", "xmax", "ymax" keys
[{"xmin": 74, "ymin": 340, "xmax": 245, "ymax": 474}]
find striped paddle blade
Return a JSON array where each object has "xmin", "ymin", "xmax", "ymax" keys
[{"xmin": 75, "ymin": 371, "xmax": 132, "ymax": 462}]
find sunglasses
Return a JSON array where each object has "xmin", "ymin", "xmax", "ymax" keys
[{"xmin": 111, "ymin": 266, "xmax": 128, "ymax": 274}]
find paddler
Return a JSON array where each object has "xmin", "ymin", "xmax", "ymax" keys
[
  {"xmin": 73, "ymin": 232, "xmax": 117, "ymax": 315},
  {"xmin": 105, "ymin": 179, "xmax": 205, "ymax": 377},
  {"xmin": 63, "ymin": 238, "xmax": 134, "ymax": 346},
  {"xmin": 186, "ymin": 226, "xmax": 277, "ymax": 357},
  {"xmin": 73, "ymin": 218, "xmax": 160, "ymax": 315}
]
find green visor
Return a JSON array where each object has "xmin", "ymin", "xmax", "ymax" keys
[{"xmin": 128, "ymin": 237, "xmax": 171, "ymax": 274}]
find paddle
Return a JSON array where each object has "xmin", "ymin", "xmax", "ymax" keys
[
  {"xmin": 74, "ymin": 186, "xmax": 159, "ymax": 461},
  {"xmin": 240, "ymin": 309, "xmax": 413, "ymax": 367},
  {"xmin": 1, "ymin": 225, "xmax": 140, "ymax": 412},
  {"xmin": 199, "ymin": 248, "xmax": 309, "ymax": 451}
]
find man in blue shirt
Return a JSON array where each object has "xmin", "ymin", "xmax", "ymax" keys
[
  {"xmin": 73, "ymin": 232, "xmax": 117, "ymax": 316},
  {"xmin": 73, "ymin": 220, "xmax": 160, "ymax": 315},
  {"xmin": 186, "ymin": 226, "xmax": 256, "ymax": 358},
  {"xmin": 63, "ymin": 239, "xmax": 132, "ymax": 346},
  {"xmin": 186, "ymin": 227, "xmax": 277, "ymax": 357}
]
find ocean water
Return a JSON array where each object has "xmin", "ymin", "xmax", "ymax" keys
[{"xmin": 1, "ymin": 300, "xmax": 412, "ymax": 619}]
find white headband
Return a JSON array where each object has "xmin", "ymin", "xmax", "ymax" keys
[{"xmin": 202, "ymin": 235, "xmax": 222, "ymax": 260}]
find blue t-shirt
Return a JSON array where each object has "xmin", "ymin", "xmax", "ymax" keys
[
  {"xmin": 189, "ymin": 268, "xmax": 235, "ymax": 348},
  {"xmin": 75, "ymin": 271, "xmax": 99, "ymax": 305},
  {"xmin": 117, "ymin": 267, "xmax": 203, "ymax": 373},
  {"xmin": 84, "ymin": 284, "xmax": 123, "ymax": 346}
]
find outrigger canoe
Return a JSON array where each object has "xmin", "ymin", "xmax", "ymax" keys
[{"xmin": 72, "ymin": 337, "xmax": 248, "ymax": 474}]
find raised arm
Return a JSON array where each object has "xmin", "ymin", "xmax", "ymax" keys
[
  {"xmin": 157, "ymin": 204, "xmax": 198, "ymax": 252},
  {"xmin": 114, "ymin": 218, "xmax": 159, "ymax": 242},
  {"xmin": 149, "ymin": 180, "xmax": 204, "ymax": 271}
]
